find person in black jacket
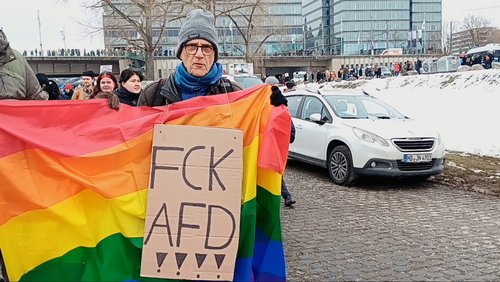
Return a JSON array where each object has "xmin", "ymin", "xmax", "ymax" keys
[
  {"xmin": 115, "ymin": 68, "xmax": 144, "ymax": 106},
  {"xmin": 35, "ymin": 73, "xmax": 61, "ymax": 100},
  {"xmin": 266, "ymin": 77, "xmax": 296, "ymax": 207}
]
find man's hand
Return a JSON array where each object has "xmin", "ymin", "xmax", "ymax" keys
[
  {"xmin": 95, "ymin": 92, "xmax": 120, "ymax": 111},
  {"xmin": 270, "ymin": 86, "xmax": 288, "ymax": 107}
]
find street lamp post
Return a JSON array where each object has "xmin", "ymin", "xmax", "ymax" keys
[
  {"xmin": 340, "ymin": 18, "xmax": 343, "ymax": 55},
  {"xmin": 61, "ymin": 27, "xmax": 67, "ymax": 51},
  {"xmin": 385, "ymin": 20, "xmax": 389, "ymax": 49},
  {"xmin": 422, "ymin": 12, "xmax": 426, "ymax": 54},
  {"xmin": 37, "ymin": 10, "xmax": 43, "ymax": 56},
  {"xmin": 370, "ymin": 15, "xmax": 374, "ymax": 57},
  {"xmin": 229, "ymin": 21, "xmax": 234, "ymax": 56},
  {"xmin": 222, "ymin": 19, "xmax": 226, "ymax": 55}
]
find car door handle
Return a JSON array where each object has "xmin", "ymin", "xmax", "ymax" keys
[{"xmin": 296, "ymin": 124, "xmax": 303, "ymax": 129}]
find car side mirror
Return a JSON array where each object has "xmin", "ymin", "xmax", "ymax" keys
[{"xmin": 310, "ymin": 113, "xmax": 326, "ymax": 125}]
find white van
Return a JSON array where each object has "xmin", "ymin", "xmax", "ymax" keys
[
  {"xmin": 292, "ymin": 71, "xmax": 307, "ymax": 82},
  {"xmin": 380, "ymin": 48, "xmax": 403, "ymax": 56}
]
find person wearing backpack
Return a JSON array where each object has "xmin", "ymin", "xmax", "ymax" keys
[{"xmin": 137, "ymin": 9, "xmax": 287, "ymax": 108}]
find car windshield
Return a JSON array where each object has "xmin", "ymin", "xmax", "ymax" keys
[
  {"xmin": 324, "ymin": 95, "xmax": 406, "ymax": 119},
  {"xmin": 233, "ymin": 76, "xmax": 263, "ymax": 89}
]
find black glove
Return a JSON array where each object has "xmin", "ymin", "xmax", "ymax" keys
[{"xmin": 270, "ymin": 86, "xmax": 288, "ymax": 107}]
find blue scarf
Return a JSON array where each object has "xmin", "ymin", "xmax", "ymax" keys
[{"xmin": 175, "ymin": 62, "xmax": 223, "ymax": 101}]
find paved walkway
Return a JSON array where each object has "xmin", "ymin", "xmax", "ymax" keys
[{"xmin": 281, "ymin": 162, "xmax": 500, "ymax": 281}]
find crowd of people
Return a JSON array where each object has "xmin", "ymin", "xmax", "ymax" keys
[
  {"xmin": 459, "ymin": 52, "xmax": 494, "ymax": 69},
  {"xmin": 295, "ymin": 59, "xmax": 426, "ymax": 83}
]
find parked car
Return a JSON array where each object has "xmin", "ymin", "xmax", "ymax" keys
[
  {"xmin": 222, "ymin": 74, "xmax": 264, "ymax": 89},
  {"xmin": 284, "ymin": 89, "xmax": 445, "ymax": 186},
  {"xmin": 380, "ymin": 65, "xmax": 392, "ymax": 77},
  {"xmin": 234, "ymin": 74, "xmax": 264, "ymax": 89}
]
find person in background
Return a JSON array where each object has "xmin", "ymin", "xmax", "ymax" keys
[
  {"xmin": 61, "ymin": 83, "xmax": 74, "ymax": 100},
  {"xmin": 115, "ymin": 68, "xmax": 144, "ymax": 106},
  {"xmin": 0, "ymin": 29, "xmax": 47, "ymax": 100},
  {"xmin": 284, "ymin": 81, "xmax": 296, "ymax": 93},
  {"xmin": 394, "ymin": 62, "xmax": 401, "ymax": 76},
  {"xmin": 35, "ymin": 73, "xmax": 61, "ymax": 100},
  {"xmin": 483, "ymin": 53, "xmax": 492, "ymax": 69},
  {"xmin": 90, "ymin": 71, "xmax": 120, "ymax": 110},
  {"xmin": 264, "ymin": 75, "xmax": 296, "ymax": 207},
  {"xmin": 416, "ymin": 58, "xmax": 423, "ymax": 74},
  {"xmin": 71, "ymin": 70, "xmax": 95, "ymax": 100}
]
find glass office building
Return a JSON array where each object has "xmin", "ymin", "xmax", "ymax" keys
[{"xmin": 303, "ymin": 0, "xmax": 442, "ymax": 55}]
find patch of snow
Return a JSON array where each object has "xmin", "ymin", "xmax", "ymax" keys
[{"xmin": 298, "ymin": 69, "xmax": 500, "ymax": 158}]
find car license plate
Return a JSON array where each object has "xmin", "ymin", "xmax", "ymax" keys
[{"xmin": 402, "ymin": 153, "xmax": 432, "ymax": 163}]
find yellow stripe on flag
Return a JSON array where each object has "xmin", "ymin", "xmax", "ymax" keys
[{"xmin": 0, "ymin": 189, "xmax": 147, "ymax": 282}]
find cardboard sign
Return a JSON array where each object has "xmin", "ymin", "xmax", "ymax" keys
[{"xmin": 141, "ymin": 125, "xmax": 243, "ymax": 281}]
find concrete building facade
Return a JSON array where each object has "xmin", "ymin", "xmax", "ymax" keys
[{"xmin": 450, "ymin": 27, "xmax": 500, "ymax": 54}]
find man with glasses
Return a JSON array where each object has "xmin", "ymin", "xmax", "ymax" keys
[{"xmin": 138, "ymin": 9, "xmax": 287, "ymax": 107}]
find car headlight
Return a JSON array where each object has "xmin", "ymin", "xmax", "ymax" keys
[
  {"xmin": 353, "ymin": 127, "xmax": 389, "ymax": 147},
  {"xmin": 436, "ymin": 132, "xmax": 442, "ymax": 145}
]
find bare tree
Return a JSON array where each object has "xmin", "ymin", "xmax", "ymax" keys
[
  {"xmin": 73, "ymin": 0, "xmax": 278, "ymax": 78},
  {"xmin": 79, "ymin": 0, "xmax": 183, "ymax": 80},
  {"xmin": 461, "ymin": 15, "xmax": 493, "ymax": 47},
  {"xmin": 441, "ymin": 20, "xmax": 459, "ymax": 55},
  {"xmin": 219, "ymin": 1, "xmax": 287, "ymax": 62},
  {"xmin": 182, "ymin": 0, "xmax": 275, "ymax": 62}
]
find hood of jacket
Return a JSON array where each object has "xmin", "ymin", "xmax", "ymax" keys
[{"xmin": 0, "ymin": 30, "xmax": 16, "ymax": 67}]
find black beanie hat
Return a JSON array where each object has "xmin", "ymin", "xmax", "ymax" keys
[
  {"xmin": 82, "ymin": 70, "xmax": 95, "ymax": 77},
  {"xmin": 35, "ymin": 73, "xmax": 49, "ymax": 86}
]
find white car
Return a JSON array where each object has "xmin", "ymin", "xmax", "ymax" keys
[{"xmin": 284, "ymin": 89, "xmax": 445, "ymax": 185}]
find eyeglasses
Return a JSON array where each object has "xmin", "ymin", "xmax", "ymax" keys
[{"xmin": 184, "ymin": 44, "xmax": 214, "ymax": 55}]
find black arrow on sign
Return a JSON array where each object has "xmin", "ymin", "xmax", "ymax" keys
[
  {"xmin": 214, "ymin": 254, "xmax": 225, "ymax": 269},
  {"xmin": 195, "ymin": 253, "xmax": 207, "ymax": 268},
  {"xmin": 156, "ymin": 252, "xmax": 168, "ymax": 273},
  {"xmin": 156, "ymin": 252, "xmax": 168, "ymax": 267},
  {"xmin": 175, "ymin": 252, "xmax": 188, "ymax": 270}
]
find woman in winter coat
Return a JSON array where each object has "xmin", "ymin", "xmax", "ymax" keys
[
  {"xmin": 114, "ymin": 68, "xmax": 144, "ymax": 106},
  {"xmin": 90, "ymin": 71, "xmax": 120, "ymax": 109}
]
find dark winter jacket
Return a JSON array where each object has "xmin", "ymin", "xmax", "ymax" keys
[
  {"xmin": 115, "ymin": 86, "xmax": 139, "ymax": 106},
  {"xmin": 46, "ymin": 80, "xmax": 61, "ymax": 100},
  {"xmin": 138, "ymin": 72, "xmax": 242, "ymax": 107}
]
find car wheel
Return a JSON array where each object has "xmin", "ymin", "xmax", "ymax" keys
[{"xmin": 327, "ymin": 145, "xmax": 357, "ymax": 186}]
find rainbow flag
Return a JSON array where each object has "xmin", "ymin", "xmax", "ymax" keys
[{"xmin": 0, "ymin": 84, "xmax": 290, "ymax": 281}]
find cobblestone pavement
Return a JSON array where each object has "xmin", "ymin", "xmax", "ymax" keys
[{"xmin": 281, "ymin": 161, "xmax": 500, "ymax": 281}]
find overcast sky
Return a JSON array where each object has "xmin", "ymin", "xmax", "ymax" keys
[{"xmin": 1, "ymin": 0, "xmax": 499, "ymax": 52}]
